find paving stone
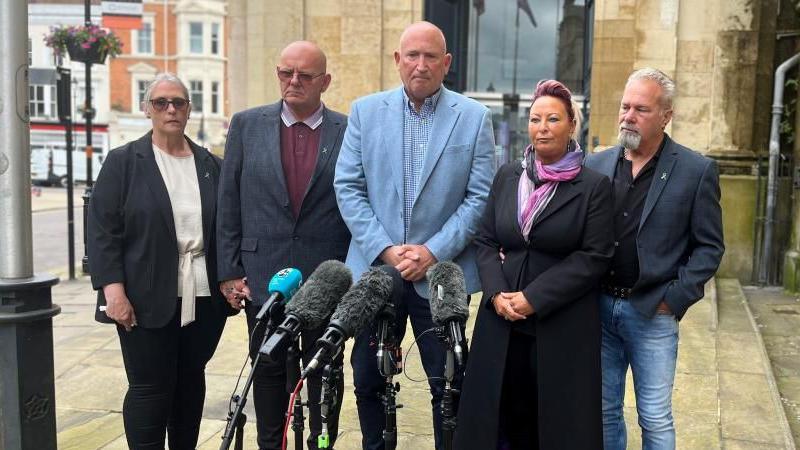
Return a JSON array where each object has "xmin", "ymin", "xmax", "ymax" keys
[
  {"xmin": 719, "ymin": 371, "xmax": 784, "ymax": 445},
  {"xmin": 56, "ymin": 412, "xmax": 125, "ymax": 450},
  {"xmin": 717, "ymin": 330, "xmax": 766, "ymax": 375},
  {"xmin": 722, "ymin": 438, "xmax": 786, "ymax": 449},
  {"xmin": 673, "ymin": 373, "xmax": 718, "ymax": 415}
]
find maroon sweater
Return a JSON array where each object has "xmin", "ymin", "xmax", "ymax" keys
[{"xmin": 280, "ymin": 121, "xmax": 321, "ymax": 218}]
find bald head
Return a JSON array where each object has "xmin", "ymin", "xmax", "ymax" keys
[
  {"xmin": 398, "ymin": 21, "xmax": 447, "ymax": 54},
  {"xmin": 280, "ymin": 41, "xmax": 327, "ymax": 73},
  {"xmin": 395, "ymin": 21, "xmax": 452, "ymax": 109},
  {"xmin": 277, "ymin": 40, "xmax": 331, "ymax": 120}
]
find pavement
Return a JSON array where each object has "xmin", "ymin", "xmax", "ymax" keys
[
  {"xmin": 31, "ymin": 185, "xmax": 85, "ymax": 215},
  {"xmin": 743, "ymin": 286, "xmax": 800, "ymax": 447},
  {"xmin": 47, "ymin": 274, "xmax": 797, "ymax": 450}
]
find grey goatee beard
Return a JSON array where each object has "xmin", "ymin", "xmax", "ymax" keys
[{"xmin": 618, "ymin": 128, "xmax": 641, "ymax": 150}]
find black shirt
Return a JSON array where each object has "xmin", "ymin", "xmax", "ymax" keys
[{"xmin": 606, "ymin": 139, "xmax": 666, "ymax": 287}]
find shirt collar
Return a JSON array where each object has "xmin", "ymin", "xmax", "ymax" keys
[
  {"xmin": 403, "ymin": 87, "xmax": 442, "ymax": 114},
  {"xmin": 281, "ymin": 102, "xmax": 325, "ymax": 129}
]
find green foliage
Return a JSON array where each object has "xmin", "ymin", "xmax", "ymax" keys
[{"xmin": 781, "ymin": 78, "xmax": 798, "ymax": 144}]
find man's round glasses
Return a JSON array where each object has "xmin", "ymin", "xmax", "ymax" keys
[
  {"xmin": 276, "ymin": 68, "xmax": 325, "ymax": 84},
  {"xmin": 150, "ymin": 97, "xmax": 190, "ymax": 111}
]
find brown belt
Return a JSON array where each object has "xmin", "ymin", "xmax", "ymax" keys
[{"xmin": 601, "ymin": 283, "xmax": 632, "ymax": 299}]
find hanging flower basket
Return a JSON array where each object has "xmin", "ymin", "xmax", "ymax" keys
[
  {"xmin": 44, "ymin": 24, "xmax": 123, "ymax": 65},
  {"xmin": 66, "ymin": 39, "xmax": 107, "ymax": 64}
]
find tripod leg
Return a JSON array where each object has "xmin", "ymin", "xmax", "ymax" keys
[{"xmin": 234, "ymin": 412, "xmax": 246, "ymax": 450}]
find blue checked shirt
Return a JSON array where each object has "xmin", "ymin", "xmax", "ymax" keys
[{"xmin": 402, "ymin": 89, "xmax": 441, "ymax": 242}]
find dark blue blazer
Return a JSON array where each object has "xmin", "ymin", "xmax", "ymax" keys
[
  {"xmin": 216, "ymin": 103, "xmax": 351, "ymax": 305},
  {"xmin": 584, "ymin": 135, "xmax": 725, "ymax": 319}
]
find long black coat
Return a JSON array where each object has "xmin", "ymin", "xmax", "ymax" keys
[
  {"xmin": 454, "ymin": 161, "xmax": 614, "ymax": 450},
  {"xmin": 88, "ymin": 132, "xmax": 230, "ymax": 328}
]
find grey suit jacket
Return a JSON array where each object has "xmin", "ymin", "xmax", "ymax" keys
[
  {"xmin": 584, "ymin": 135, "xmax": 724, "ymax": 319},
  {"xmin": 216, "ymin": 102, "xmax": 351, "ymax": 305}
]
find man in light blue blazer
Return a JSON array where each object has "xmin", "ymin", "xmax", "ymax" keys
[{"xmin": 334, "ymin": 21, "xmax": 494, "ymax": 450}]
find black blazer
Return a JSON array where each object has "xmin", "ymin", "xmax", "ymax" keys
[
  {"xmin": 455, "ymin": 162, "xmax": 614, "ymax": 450},
  {"xmin": 216, "ymin": 103, "xmax": 351, "ymax": 305},
  {"xmin": 584, "ymin": 135, "xmax": 725, "ymax": 319},
  {"xmin": 88, "ymin": 132, "xmax": 228, "ymax": 328}
]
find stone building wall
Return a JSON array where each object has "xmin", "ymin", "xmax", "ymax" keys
[
  {"xmin": 589, "ymin": 0, "xmax": 778, "ymax": 163},
  {"xmin": 227, "ymin": 0, "xmax": 423, "ymax": 115}
]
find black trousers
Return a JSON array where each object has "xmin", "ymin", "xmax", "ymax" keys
[
  {"xmin": 499, "ymin": 332, "xmax": 540, "ymax": 450},
  {"xmin": 245, "ymin": 303, "xmax": 345, "ymax": 450},
  {"xmin": 116, "ymin": 297, "xmax": 226, "ymax": 450}
]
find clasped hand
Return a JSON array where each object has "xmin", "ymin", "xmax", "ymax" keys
[
  {"xmin": 219, "ymin": 277, "xmax": 251, "ymax": 310},
  {"xmin": 493, "ymin": 291, "xmax": 534, "ymax": 322},
  {"xmin": 381, "ymin": 244, "xmax": 436, "ymax": 281}
]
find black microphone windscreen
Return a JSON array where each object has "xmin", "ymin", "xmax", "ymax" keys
[
  {"xmin": 427, "ymin": 261, "xmax": 469, "ymax": 325},
  {"xmin": 330, "ymin": 265, "xmax": 398, "ymax": 336},
  {"xmin": 286, "ymin": 260, "xmax": 352, "ymax": 329}
]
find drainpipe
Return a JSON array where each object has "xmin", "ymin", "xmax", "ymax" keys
[{"xmin": 760, "ymin": 53, "xmax": 800, "ymax": 285}]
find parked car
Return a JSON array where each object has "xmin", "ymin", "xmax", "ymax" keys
[{"xmin": 31, "ymin": 144, "xmax": 103, "ymax": 187}]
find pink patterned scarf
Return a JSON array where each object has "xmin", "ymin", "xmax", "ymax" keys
[{"xmin": 518, "ymin": 142, "xmax": 583, "ymax": 241}]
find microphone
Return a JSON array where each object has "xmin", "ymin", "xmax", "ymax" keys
[
  {"xmin": 255, "ymin": 268, "xmax": 303, "ymax": 322},
  {"xmin": 302, "ymin": 265, "xmax": 401, "ymax": 378},
  {"xmin": 427, "ymin": 261, "xmax": 469, "ymax": 366},
  {"xmin": 259, "ymin": 260, "xmax": 352, "ymax": 362}
]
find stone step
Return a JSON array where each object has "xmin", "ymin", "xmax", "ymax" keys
[{"xmin": 716, "ymin": 278, "xmax": 795, "ymax": 449}]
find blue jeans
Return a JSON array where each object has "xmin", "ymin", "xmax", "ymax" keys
[
  {"xmin": 600, "ymin": 294, "xmax": 679, "ymax": 450},
  {"xmin": 350, "ymin": 281, "xmax": 446, "ymax": 450}
]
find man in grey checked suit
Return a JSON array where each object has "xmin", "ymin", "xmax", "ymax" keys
[
  {"xmin": 216, "ymin": 41, "xmax": 350, "ymax": 450},
  {"xmin": 334, "ymin": 21, "xmax": 494, "ymax": 450},
  {"xmin": 584, "ymin": 68, "xmax": 724, "ymax": 450}
]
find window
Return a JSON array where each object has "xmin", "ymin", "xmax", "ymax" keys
[
  {"xmin": 189, "ymin": 22, "xmax": 203, "ymax": 53},
  {"xmin": 30, "ymin": 85, "xmax": 45, "ymax": 117},
  {"xmin": 467, "ymin": 0, "xmax": 588, "ymax": 94},
  {"xmin": 211, "ymin": 81, "xmax": 219, "ymax": 114},
  {"xmin": 28, "ymin": 38, "xmax": 32, "ymax": 66},
  {"xmin": 29, "ymin": 84, "xmax": 57, "ymax": 119},
  {"xmin": 50, "ymin": 85, "xmax": 57, "ymax": 117},
  {"xmin": 136, "ymin": 80, "xmax": 150, "ymax": 111},
  {"xmin": 211, "ymin": 23, "xmax": 220, "ymax": 55},
  {"xmin": 136, "ymin": 22, "xmax": 153, "ymax": 54},
  {"xmin": 190, "ymin": 80, "xmax": 203, "ymax": 112}
]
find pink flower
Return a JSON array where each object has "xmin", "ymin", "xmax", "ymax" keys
[{"xmin": 81, "ymin": 43, "xmax": 91, "ymax": 49}]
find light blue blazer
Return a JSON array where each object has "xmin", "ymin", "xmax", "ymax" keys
[{"xmin": 334, "ymin": 86, "xmax": 495, "ymax": 297}]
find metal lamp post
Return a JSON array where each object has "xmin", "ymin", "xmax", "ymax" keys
[
  {"xmin": 0, "ymin": 0, "xmax": 61, "ymax": 448},
  {"xmin": 81, "ymin": 0, "xmax": 95, "ymax": 275}
]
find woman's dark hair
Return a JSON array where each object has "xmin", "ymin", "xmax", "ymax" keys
[{"xmin": 531, "ymin": 79, "xmax": 575, "ymax": 123}]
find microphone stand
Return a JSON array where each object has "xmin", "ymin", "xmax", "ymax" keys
[
  {"xmin": 376, "ymin": 303, "xmax": 403, "ymax": 450},
  {"xmin": 435, "ymin": 321, "xmax": 468, "ymax": 450},
  {"xmin": 220, "ymin": 304, "xmax": 286, "ymax": 450},
  {"xmin": 286, "ymin": 337, "xmax": 305, "ymax": 450},
  {"xmin": 317, "ymin": 362, "xmax": 342, "ymax": 449}
]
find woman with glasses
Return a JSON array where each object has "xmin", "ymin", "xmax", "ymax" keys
[{"xmin": 88, "ymin": 73, "xmax": 230, "ymax": 449}]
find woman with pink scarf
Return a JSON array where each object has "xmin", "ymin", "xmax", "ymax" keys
[{"xmin": 455, "ymin": 80, "xmax": 614, "ymax": 450}]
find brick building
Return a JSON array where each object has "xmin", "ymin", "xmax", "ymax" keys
[{"xmin": 107, "ymin": 0, "xmax": 229, "ymax": 153}]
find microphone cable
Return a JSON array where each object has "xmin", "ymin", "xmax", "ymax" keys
[
  {"xmin": 282, "ymin": 378, "xmax": 305, "ymax": 450},
  {"xmin": 226, "ymin": 314, "xmax": 267, "ymax": 419},
  {"xmin": 401, "ymin": 326, "xmax": 446, "ymax": 383}
]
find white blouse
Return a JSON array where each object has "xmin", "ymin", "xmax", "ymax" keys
[{"xmin": 153, "ymin": 143, "xmax": 210, "ymax": 326}]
